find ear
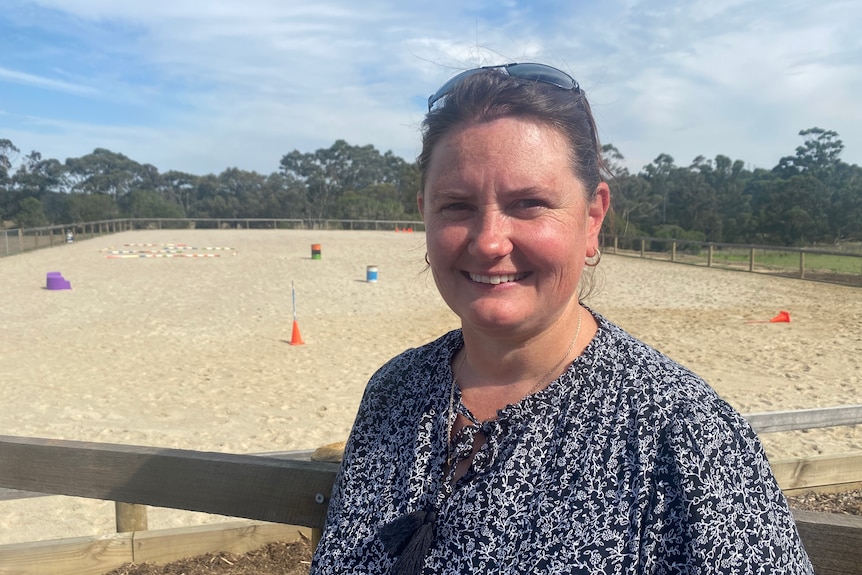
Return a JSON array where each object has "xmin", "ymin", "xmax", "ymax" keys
[
  {"xmin": 586, "ymin": 182, "xmax": 610, "ymax": 243},
  {"xmin": 417, "ymin": 191, "xmax": 425, "ymax": 218}
]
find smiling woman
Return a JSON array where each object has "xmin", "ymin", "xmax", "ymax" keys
[
  {"xmin": 309, "ymin": 64, "xmax": 814, "ymax": 575},
  {"xmin": 418, "ymin": 115, "xmax": 604, "ymax": 343}
]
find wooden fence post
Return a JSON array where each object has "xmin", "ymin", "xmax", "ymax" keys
[
  {"xmin": 800, "ymin": 250, "xmax": 806, "ymax": 279},
  {"xmin": 115, "ymin": 502, "xmax": 148, "ymax": 532},
  {"xmin": 749, "ymin": 247, "xmax": 755, "ymax": 272},
  {"xmin": 309, "ymin": 441, "xmax": 346, "ymax": 553},
  {"xmin": 640, "ymin": 239, "xmax": 645, "ymax": 258},
  {"xmin": 707, "ymin": 244, "xmax": 713, "ymax": 267}
]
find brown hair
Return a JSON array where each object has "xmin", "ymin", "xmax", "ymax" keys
[{"xmin": 418, "ymin": 68, "xmax": 606, "ymax": 197}]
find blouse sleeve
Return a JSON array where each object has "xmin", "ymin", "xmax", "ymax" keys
[
  {"xmin": 640, "ymin": 399, "xmax": 814, "ymax": 574},
  {"xmin": 310, "ymin": 343, "xmax": 443, "ymax": 574},
  {"xmin": 309, "ymin": 367, "xmax": 395, "ymax": 574}
]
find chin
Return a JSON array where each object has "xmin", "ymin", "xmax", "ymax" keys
[{"xmin": 459, "ymin": 306, "xmax": 531, "ymax": 333}]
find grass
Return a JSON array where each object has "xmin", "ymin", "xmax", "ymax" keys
[{"xmin": 711, "ymin": 250, "xmax": 862, "ymax": 275}]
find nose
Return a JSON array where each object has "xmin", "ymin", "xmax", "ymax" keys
[{"xmin": 469, "ymin": 209, "xmax": 512, "ymax": 259}]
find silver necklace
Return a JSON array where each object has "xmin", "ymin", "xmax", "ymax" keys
[
  {"xmin": 447, "ymin": 307, "xmax": 583, "ymax": 466},
  {"xmin": 525, "ymin": 307, "xmax": 583, "ymax": 396}
]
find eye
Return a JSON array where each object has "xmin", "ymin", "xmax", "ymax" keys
[
  {"xmin": 441, "ymin": 202, "xmax": 472, "ymax": 212},
  {"xmin": 511, "ymin": 198, "xmax": 548, "ymax": 213},
  {"xmin": 434, "ymin": 200, "xmax": 474, "ymax": 221},
  {"xmin": 517, "ymin": 198, "xmax": 545, "ymax": 208}
]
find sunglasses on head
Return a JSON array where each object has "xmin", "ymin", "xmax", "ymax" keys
[{"xmin": 427, "ymin": 62, "xmax": 581, "ymax": 111}]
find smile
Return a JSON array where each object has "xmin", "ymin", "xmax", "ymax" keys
[{"xmin": 468, "ymin": 272, "xmax": 528, "ymax": 285}]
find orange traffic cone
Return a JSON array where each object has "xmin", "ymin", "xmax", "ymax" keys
[
  {"xmin": 290, "ymin": 320, "xmax": 305, "ymax": 345},
  {"xmin": 770, "ymin": 310, "xmax": 791, "ymax": 323},
  {"xmin": 745, "ymin": 310, "xmax": 791, "ymax": 324}
]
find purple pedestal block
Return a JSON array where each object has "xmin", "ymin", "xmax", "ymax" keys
[{"xmin": 46, "ymin": 272, "xmax": 72, "ymax": 290}]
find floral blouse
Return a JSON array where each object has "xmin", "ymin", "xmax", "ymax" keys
[{"xmin": 310, "ymin": 311, "xmax": 813, "ymax": 574}]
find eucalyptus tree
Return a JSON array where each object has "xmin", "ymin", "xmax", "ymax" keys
[
  {"xmin": 14, "ymin": 197, "xmax": 48, "ymax": 228},
  {"xmin": 66, "ymin": 190, "xmax": 120, "ymax": 222},
  {"xmin": 769, "ymin": 128, "xmax": 855, "ymax": 244},
  {"xmin": 280, "ymin": 140, "xmax": 419, "ymax": 220},
  {"xmin": 599, "ymin": 144, "xmax": 655, "ymax": 238},
  {"xmin": 119, "ymin": 189, "xmax": 186, "ymax": 219},
  {"xmin": 827, "ymin": 163, "xmax": 862, "ymax": 242},
  {"xmin": 334, "ymin": 183, "xmax": 406, "ymax": 221},
  {"xmin": 14, "ymin": 152, "xmax": 68, "ymax": 195},
  {"xmin": 757, "ymin": 175, "xmax": 830, "ymax": 245},
  {"xmin": 0, "ymin": 138, "xmax": 19, "ymax": 185},
  {"xmin": 9, "ymin": 152, "xmax": 70, "ymax": 224},
  {"xmin": 261, "ymin": 172, "xmax": 309, "ymax": 220},
  {"xmin": 774, "ymin": 128, "xmax": 844, "ymax": 182},
  {"xmin": 642, "ymin": 153, "xmax": 676, "ymax": 225},
  {"xmin": 65, "ymin": 148, "xmax": 146, "ymax": 200},
  {"xmin": 159, "ymin": 170, "xmax": 199, "ymax": 214}
]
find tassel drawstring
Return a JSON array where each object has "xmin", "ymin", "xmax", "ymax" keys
[{"xmin": 378, "ymin": 509, "xmax": 437, "ymax": 575}]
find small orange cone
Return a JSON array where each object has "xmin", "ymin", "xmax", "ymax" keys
[
  {"xmin": 745, "ymin": 310, "xmax": 792, "ymax": 324},
  {"xmin": 289, "ymin": 320, "xmax": 305, "ymax": 345},
  {"xmin": 770, "ymin": 310, "xmax": 791, "ymax": 323}
]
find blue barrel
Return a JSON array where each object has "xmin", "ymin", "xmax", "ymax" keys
[{"xmin": 366, "ymin": 265, "xmax": 378, "ymax": 282}]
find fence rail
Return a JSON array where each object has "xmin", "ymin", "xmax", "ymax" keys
[
  {"xmin": 745, "ymin": 405, "xmax": 862, "ymax": 434},
  {"xmin": 0, "ymin": 218, "xmax": 425, "ymax": 257},
  {"xmin": 609, "ymin": 235, "xmax": 862, "ymax": 287},
  {"xmin": 3, "ymin": 218, "xmax": 860, "ymax": 286},
  {"xmin": 1, "ymin": 404, "xmax": 861, "ymax": 574}
]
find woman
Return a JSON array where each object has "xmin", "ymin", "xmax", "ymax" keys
[{"xmin": 310, "ymin": 63, "xmax": 812, "ymax": 574}]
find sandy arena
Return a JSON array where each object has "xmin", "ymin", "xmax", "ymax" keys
[{"xmin": 1, "ymin": 229, "xmax": 859, "ymax": 545}]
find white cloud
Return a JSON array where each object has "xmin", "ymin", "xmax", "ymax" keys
[
  {"xmin": 2, "ymin": 0, "xmax": 861, "ymax": 177},
  {"xmin": 571, "ymin": 0, "xmax": 862, "ymax": 170},
  {"xmin": 0, "ymin": 65, "xmax": 98, "ymax": 96}
]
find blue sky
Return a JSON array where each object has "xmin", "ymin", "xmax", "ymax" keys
[{"xmin": 2, "ymin": 0, "xmax": 861, "ymax": 177}]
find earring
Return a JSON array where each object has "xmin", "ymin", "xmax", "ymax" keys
[{"xmin": 585, "ymin": 247, "xmax": 602, "ymax": 267}]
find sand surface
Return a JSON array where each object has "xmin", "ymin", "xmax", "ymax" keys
[{"xmin": 1, "ymin": 229, "xmax": 860, "ymax": 545}]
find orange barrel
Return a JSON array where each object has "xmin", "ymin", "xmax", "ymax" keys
[{"xmin": 311, "ymin": 244, "xmax": 322, "ymax": 259}]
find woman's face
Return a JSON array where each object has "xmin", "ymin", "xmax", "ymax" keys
[{"xmin": 419, "ymin": 115, "xmax": 609, "ymax": 339}]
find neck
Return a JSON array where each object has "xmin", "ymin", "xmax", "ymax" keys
[{"xmin": 454, "ymin": 306, "xmax": 590, "ymax": 417}]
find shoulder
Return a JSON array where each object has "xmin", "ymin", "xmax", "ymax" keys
[
  {"xmin": 588, "ymin": 310, "xmax": 755, "ymax": 448},
  {"xmin": 352, "ymin": 330, "xmax": 461, "ymax": 418},
  {"xmin": 366, "ymin": 329, "xmax": 461, "ymax": 390},
  {"xmin": 590, "ymin": 311, "xmax": 723, "ymax": 406}
]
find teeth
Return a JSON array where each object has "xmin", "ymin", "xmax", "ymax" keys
[{"xmin": 469, "ymin": 273, "xmax": 526, "ymax": 284}]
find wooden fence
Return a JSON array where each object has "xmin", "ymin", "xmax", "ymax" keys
[
  {"xmin": 0, "ymin": 218, "xmax": 425, "ymax": 257},
  {"xmin": 608, "ymin": 235, "xmax": 862, "ymax": 287},
  {"xmin": 1, "ymin": 405, "xmax": 861, "ymax": 575},
  {"xmin": 4, "ymin": 218, "xmax": 860, "ymax": 286}
]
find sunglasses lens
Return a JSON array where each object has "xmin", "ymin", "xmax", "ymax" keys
[
  {"xmin": 427, "ymin": 63, "xmax": 579, "ymax": 110},
  {"xmin": 427, "ymin": 69, "xmax": 483, "ymax": 109},
  {"xmin": 507, "ymin": 63, "xmax": 576, "ymax": 90}
]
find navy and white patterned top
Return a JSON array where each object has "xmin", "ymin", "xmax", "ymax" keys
[{"xmin": 310, "ymin": 312, "xmax": 813, "ymax": 574}]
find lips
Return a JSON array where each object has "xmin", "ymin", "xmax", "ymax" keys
[{"xmin": 468, "ymin": 272, "xmax": 529, "ymax": 285}]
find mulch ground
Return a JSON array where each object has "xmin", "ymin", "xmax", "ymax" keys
[
  {"xmin": 103, "ymin": 538, "xmax": 313, "ymax": 575},
  {"xmin": 104, "ymin": 490, "xmax": 861, "ymax": 575}
]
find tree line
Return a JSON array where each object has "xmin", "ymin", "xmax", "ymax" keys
[{"xmin": 1, "ymin": 127, "xmax": 860, "ymax": 246}]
